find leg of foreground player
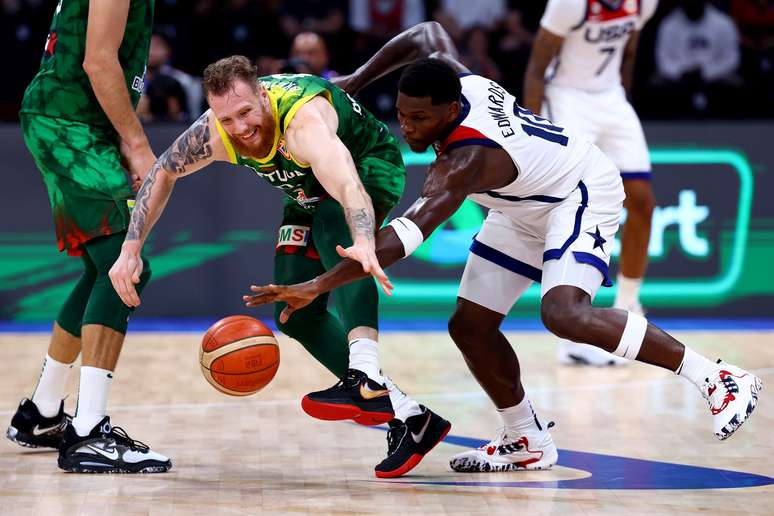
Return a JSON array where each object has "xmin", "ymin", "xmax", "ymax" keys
[
  {"xmin": 447, "ymin": 298, "xmax": 557, "ymax": 472},
  {"xmin": 542, "ymin": 285, "xmax": 762, "ymax": 441}
]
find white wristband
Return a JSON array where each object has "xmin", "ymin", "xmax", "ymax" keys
[{"xmin": 387, "ymin": 217, "xmax": 424, "ymax": 257}]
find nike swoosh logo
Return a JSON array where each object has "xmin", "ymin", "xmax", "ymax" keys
[
  {"xmin": 411, "ymin": 413, "xmax": 432, "ymax": 443},
  {"xmin": 359, "ymin": 382, "xmax": 389, "ymax": 400},
  {"xmin": 87, "ymin": 444, "xmax": 119, "ymax": 461},
  {"xmin": 32, "ymin": 423, "xmax": 62, "ymax": 436}
]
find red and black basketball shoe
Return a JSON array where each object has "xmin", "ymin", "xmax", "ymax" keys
[
  {"xmin": 375, "ymin": 405, "xmax": 451, "ymax": 478},
  {"xmin": 701, "ymin": 360, "xmax": 762, "ymax": 440},
  {"xmin": 301, "ymin": 369, "xmax": 394, "ymax": 425}
]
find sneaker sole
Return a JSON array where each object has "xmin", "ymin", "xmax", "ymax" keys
[
  {"xmin": 301, "ymin": 396, "xmax": 394, "ymax": 426},
  {"xmin": 58, "ymin": 457, "xmax": 172, "ymax": 474},
  {"xmin": 6, "ymin": 426, "xmax": 59, "ymax": 449},
  {"xmin": 716, "ymin": 375, "xmax": 763, "ymax": 441},
  {"xmin": 449, "ymin": 456, "xmax": 555, "ymax": 473},
  {"xmin": 375, "ymin": 422, "xmax": 452, "ymax": 479}
]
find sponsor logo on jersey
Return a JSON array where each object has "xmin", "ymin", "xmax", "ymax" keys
[
  {"xmin": 277, "ymin": 138, "xmax": 291, "ymax": 160},
  {"xmin": 277, "ymin": 225, "xmax": 310, "ymax": 247}
]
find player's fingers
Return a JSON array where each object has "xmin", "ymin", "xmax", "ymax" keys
[
  {"xmin": 131, "ymin": 261, "xmax": 143, "ymax": 284},
  {"xmin": 280, "ymin": 306, "xmax": 297, "ymax": 324},
  {"xmin": 250, "ymin": 284, "xmax": 278, "ymax": 293},
  {"xmin": 336, "ymin": 245, "xmax": 349, "ymax": 258}
]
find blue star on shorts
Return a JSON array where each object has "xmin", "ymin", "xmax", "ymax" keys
[{"xmin": 586, "ymin": 226, "xmax": 606, "ymax": 250}]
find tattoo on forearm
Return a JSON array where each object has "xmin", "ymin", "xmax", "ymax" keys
[
  {"xmin": 345, "ymin": 208, "xmax": 375, "ymax": 240},
  {"xmin": 159, "ymin": 113, "xmax": 212, "ymax": 175},
  {"xmin": 126, "ymin": 164, "xmax": 159, "ymax": 241}
]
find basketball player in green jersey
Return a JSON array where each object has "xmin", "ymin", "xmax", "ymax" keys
[
  {"xmin": 5, "ymin": 0, "xmax": 171, "ymax": 473},
  {"xmin": 109, "ymin": 56, "xmax": 451, "ymax": 478}
]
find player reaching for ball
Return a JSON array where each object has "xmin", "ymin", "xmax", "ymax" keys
[
  {"xmin": 109, "ymin": 56, "xmax": 450, "ymax": 478},
  {"xmin": 245, "ymin": 22, "xmax": 762, "ymax": 473}
]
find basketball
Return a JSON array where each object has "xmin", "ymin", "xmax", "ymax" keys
[{"xmin": 199, "ymin": 315, "xmax": 280, "ymax": 396}]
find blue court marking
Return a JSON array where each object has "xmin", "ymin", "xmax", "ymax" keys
[
  {"xmin": 375, "ymin": 432, "xmax": 774, "ymax": 490},
  {"xmin": 3, "ymin": 318, "xmax": 774, "ymax": 333}
]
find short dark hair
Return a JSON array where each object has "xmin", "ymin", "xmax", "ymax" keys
[
  {"xmin": 398, "ymin": 58, "xmax": 461, "ymax": 105},
  {"xmin": 202, "ymin": 55, "xmax": 258, "ymax": 97}
]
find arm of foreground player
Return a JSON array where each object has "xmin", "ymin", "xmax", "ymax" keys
[
  {"xmin": 244, "ymin": 150, "xmax": 480, "ymax": 322},
  {"xmin": 522, "ymin": 27, "xmax": 564, "ymax": 113},
  {"xmin": 286, "ymin": 97, "xmax": 390, "ymax": 291},
  {"xmin": 83, "ymin": 0, "xmax": 155, "ymax": 186},
  {"xmin": 331, "ymin": 21, "xmax": 460, "ymax": 94},
  {"xmin": 109, "ymin": 113, "xmax": 227, "ymax": 307}
]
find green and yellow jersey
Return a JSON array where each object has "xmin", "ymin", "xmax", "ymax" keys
[{"xmin": 214, "ymin": 74, "xmax": 405, "ymax": 212}]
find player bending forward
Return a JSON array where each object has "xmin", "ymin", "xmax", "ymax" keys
[
  {"xmin": 245, "ymin": 22, "xmax": 762, "ymax": 472},
  {"xmin": 109, "ymin": 56, "xmax": 450, "ymax": 478}
]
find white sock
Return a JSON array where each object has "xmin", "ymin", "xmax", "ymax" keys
[
  {"xmin": 31, "ymin": 354, "xmax": 74, "ymax": 417},
  {"xmin": 72, "ymin": 366, "xmax": 113, "ymax": 437},
  {"xmin": 349, "ymin": 338, "xmax": 381, "ymax": 381},
  {"xmin": 497, "ymin": 397, "xmax": 538, "ymax": 433},
  {"xmin": 676, "ymin": 346, "xmax": 718, "ymax": 391},
  {"xmin": 614, "ymin": 274, "xmax": 643, "ymax": 310},
  {"xmin": 382, "ymin": 375, "xmax": 423, "ymax": 422}
]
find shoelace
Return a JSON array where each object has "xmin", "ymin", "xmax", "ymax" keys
[{"xmin": 109, "ymin": 426, "xmax": 150, "ymax": 452}]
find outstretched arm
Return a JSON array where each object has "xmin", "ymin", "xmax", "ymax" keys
[
  {"xmin": 287, "ymin": 96, "xmax": 389, "ymax": 290},
  {"xmin": 244, "ymin": 148, "xmax": 484, "ymax": 321},
  {"xmin": 110, "ymin": 112, "xmax": 227, "ymax": 307},
  {"xmin": 332, "ymin": 21, "xmax": 466, "ymax": 94}
]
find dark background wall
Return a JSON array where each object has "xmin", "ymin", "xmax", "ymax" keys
[{"xmin": 1, "ymin": 121, "xmax": 773, "ymax": 323}]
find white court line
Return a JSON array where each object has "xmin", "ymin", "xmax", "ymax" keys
[{"xmin": 2, "ymin": 367, "xmax": 771, "ymax": 418}]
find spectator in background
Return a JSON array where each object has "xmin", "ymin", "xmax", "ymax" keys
[
  {"xmin": 460, "ymin": 26, "xmax": 503, "ymax": 83},
  {"xmin": 731, "ymin": 0, "xmax": 774, "ymax": 115},
  {"xmin": 494, "ymin": 8, "xmax": 534, "ymax": 96},
  {"xmin": 349, "ymin": 0, "xmax": 426, "ymax": 41},
  {"xmin": 281, "ymin": 0, "xmax": 347, "ymax": 38},
  {"xmin": 290, "ymin": 32, "xmax": 339, "ymax": 79},
  {"xmin": 141, "ymin": 34, "xmax": 203, "ymax": 121},
  {"xmin": 654, "ymin": 0, "xmax": 741, "ymax": 114},
  {"xmin": 433, "ymin": 0, "xmax": 506, "ymax": 42}
]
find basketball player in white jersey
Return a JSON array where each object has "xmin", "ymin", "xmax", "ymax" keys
[
  {"xmin": 244, "ymin": 22, "xmax": 762, "ymax": 473},
  {"xmin": 524, "ymin": 0, "xmax": 658, "ymax": 366}
]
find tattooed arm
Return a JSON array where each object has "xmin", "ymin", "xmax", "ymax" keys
[
  {"xmin": 109, "ymin": 112, "xmax": 228, "ymax": 307},
  {"xmin": 285, "ymin": 96, "xmax": 390, "ymax": 291}
]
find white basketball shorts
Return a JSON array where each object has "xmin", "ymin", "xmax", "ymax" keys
[
  {"xmin": 543, "ymin": 84, "xmax": 651, "ymax": 180},
  {"xmin": 458, "ymin": 153, "xmax": 625, "ymax": 315}
]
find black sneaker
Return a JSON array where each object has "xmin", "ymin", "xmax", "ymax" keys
[
  {"xmin": 301, "ymin": 369, "xmax": 394, "ymax": 426},
  {"xmin": 6, "ymin": 398, "xmax": 69, "ymax": 449},
  {"xmin": 375, "ymin": 405, "xmax": 451, "ymax": 478},
  {"xmin": 58, "ymin": 416, "xmax": 171, "ymax": 474}
]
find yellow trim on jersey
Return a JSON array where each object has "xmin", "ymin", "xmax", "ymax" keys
[{"xmin": 213, "ymin": 117, "xmax": 238, "ymax": 164}]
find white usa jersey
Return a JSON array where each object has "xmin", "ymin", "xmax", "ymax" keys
[
  {"xmin": 434, "ymin": 74, "xmax": 596, "ymax": 215},
  {"xmin": 541, "ymin": 0, "xmax": 657, "ymax": 92}
]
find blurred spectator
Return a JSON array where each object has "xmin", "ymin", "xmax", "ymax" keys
[
  {"xmin": 494, "ymin": 8, "xmax": 534, "ymax": 96},
  {"xmin": 656, "ymin": 0, "xmax": 740, "ymax": 83},
  {"xmin": 144, "ymin": 34, "xmax": 203, "ymax": 121},
  {"xmin": 433, "ymin": 0, "xmax": 506, "ymax": 42},
  {"xmin": 654, "ymin": 0, "xmax": 741, "ymax": 115},
  {"xmin": 349, "ymin": 0, "xmax": 426, "ymax": 40},
  {"xmin": 290, "ymin": 32, "xmax": 339, "ymax": 79},
  {"xmin": 460, "ymin": 26, "xmax": 503, "ymax": 83},
  {"xmin": 280, "ymin": 0, "xmax": 347, "ymax": 38},
  {"xmin": 731, "ymin": 0, "xmax": 774, "ymax": 114}
]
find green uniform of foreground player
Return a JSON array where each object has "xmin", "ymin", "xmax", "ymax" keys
[
  {"xmin": 7, "ymin": 0, "xmax": 172, "ymax": 474},
  {"xmin": 110, "ymin": 58, "xmax": 405, "ymax": 377}
]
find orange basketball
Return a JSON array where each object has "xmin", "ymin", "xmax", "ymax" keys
[{"xmin": 199, "ymin": 315, "xmax": 280, "ymax": 396}]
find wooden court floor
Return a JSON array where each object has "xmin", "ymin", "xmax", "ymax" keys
[{"xmin": 1, "ymin": 329, "xmax": 772, "ymax": 515}]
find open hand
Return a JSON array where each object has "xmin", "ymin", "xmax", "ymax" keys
[
  {"xmin": 243, "ymin": 282, "xmax": 319, "ymax": 323},
  {"xmin": 336, "ymin": 241, "xmax": 393, "ymax": 295}
]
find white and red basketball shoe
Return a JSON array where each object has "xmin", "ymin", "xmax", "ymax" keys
[
  {"xmin": 449, "ymin": 422, "xmax": 557, "ymax": 472},
  {"xmin": 701, "ymin": 360, "xmax": 762, "ymax": 441}
]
